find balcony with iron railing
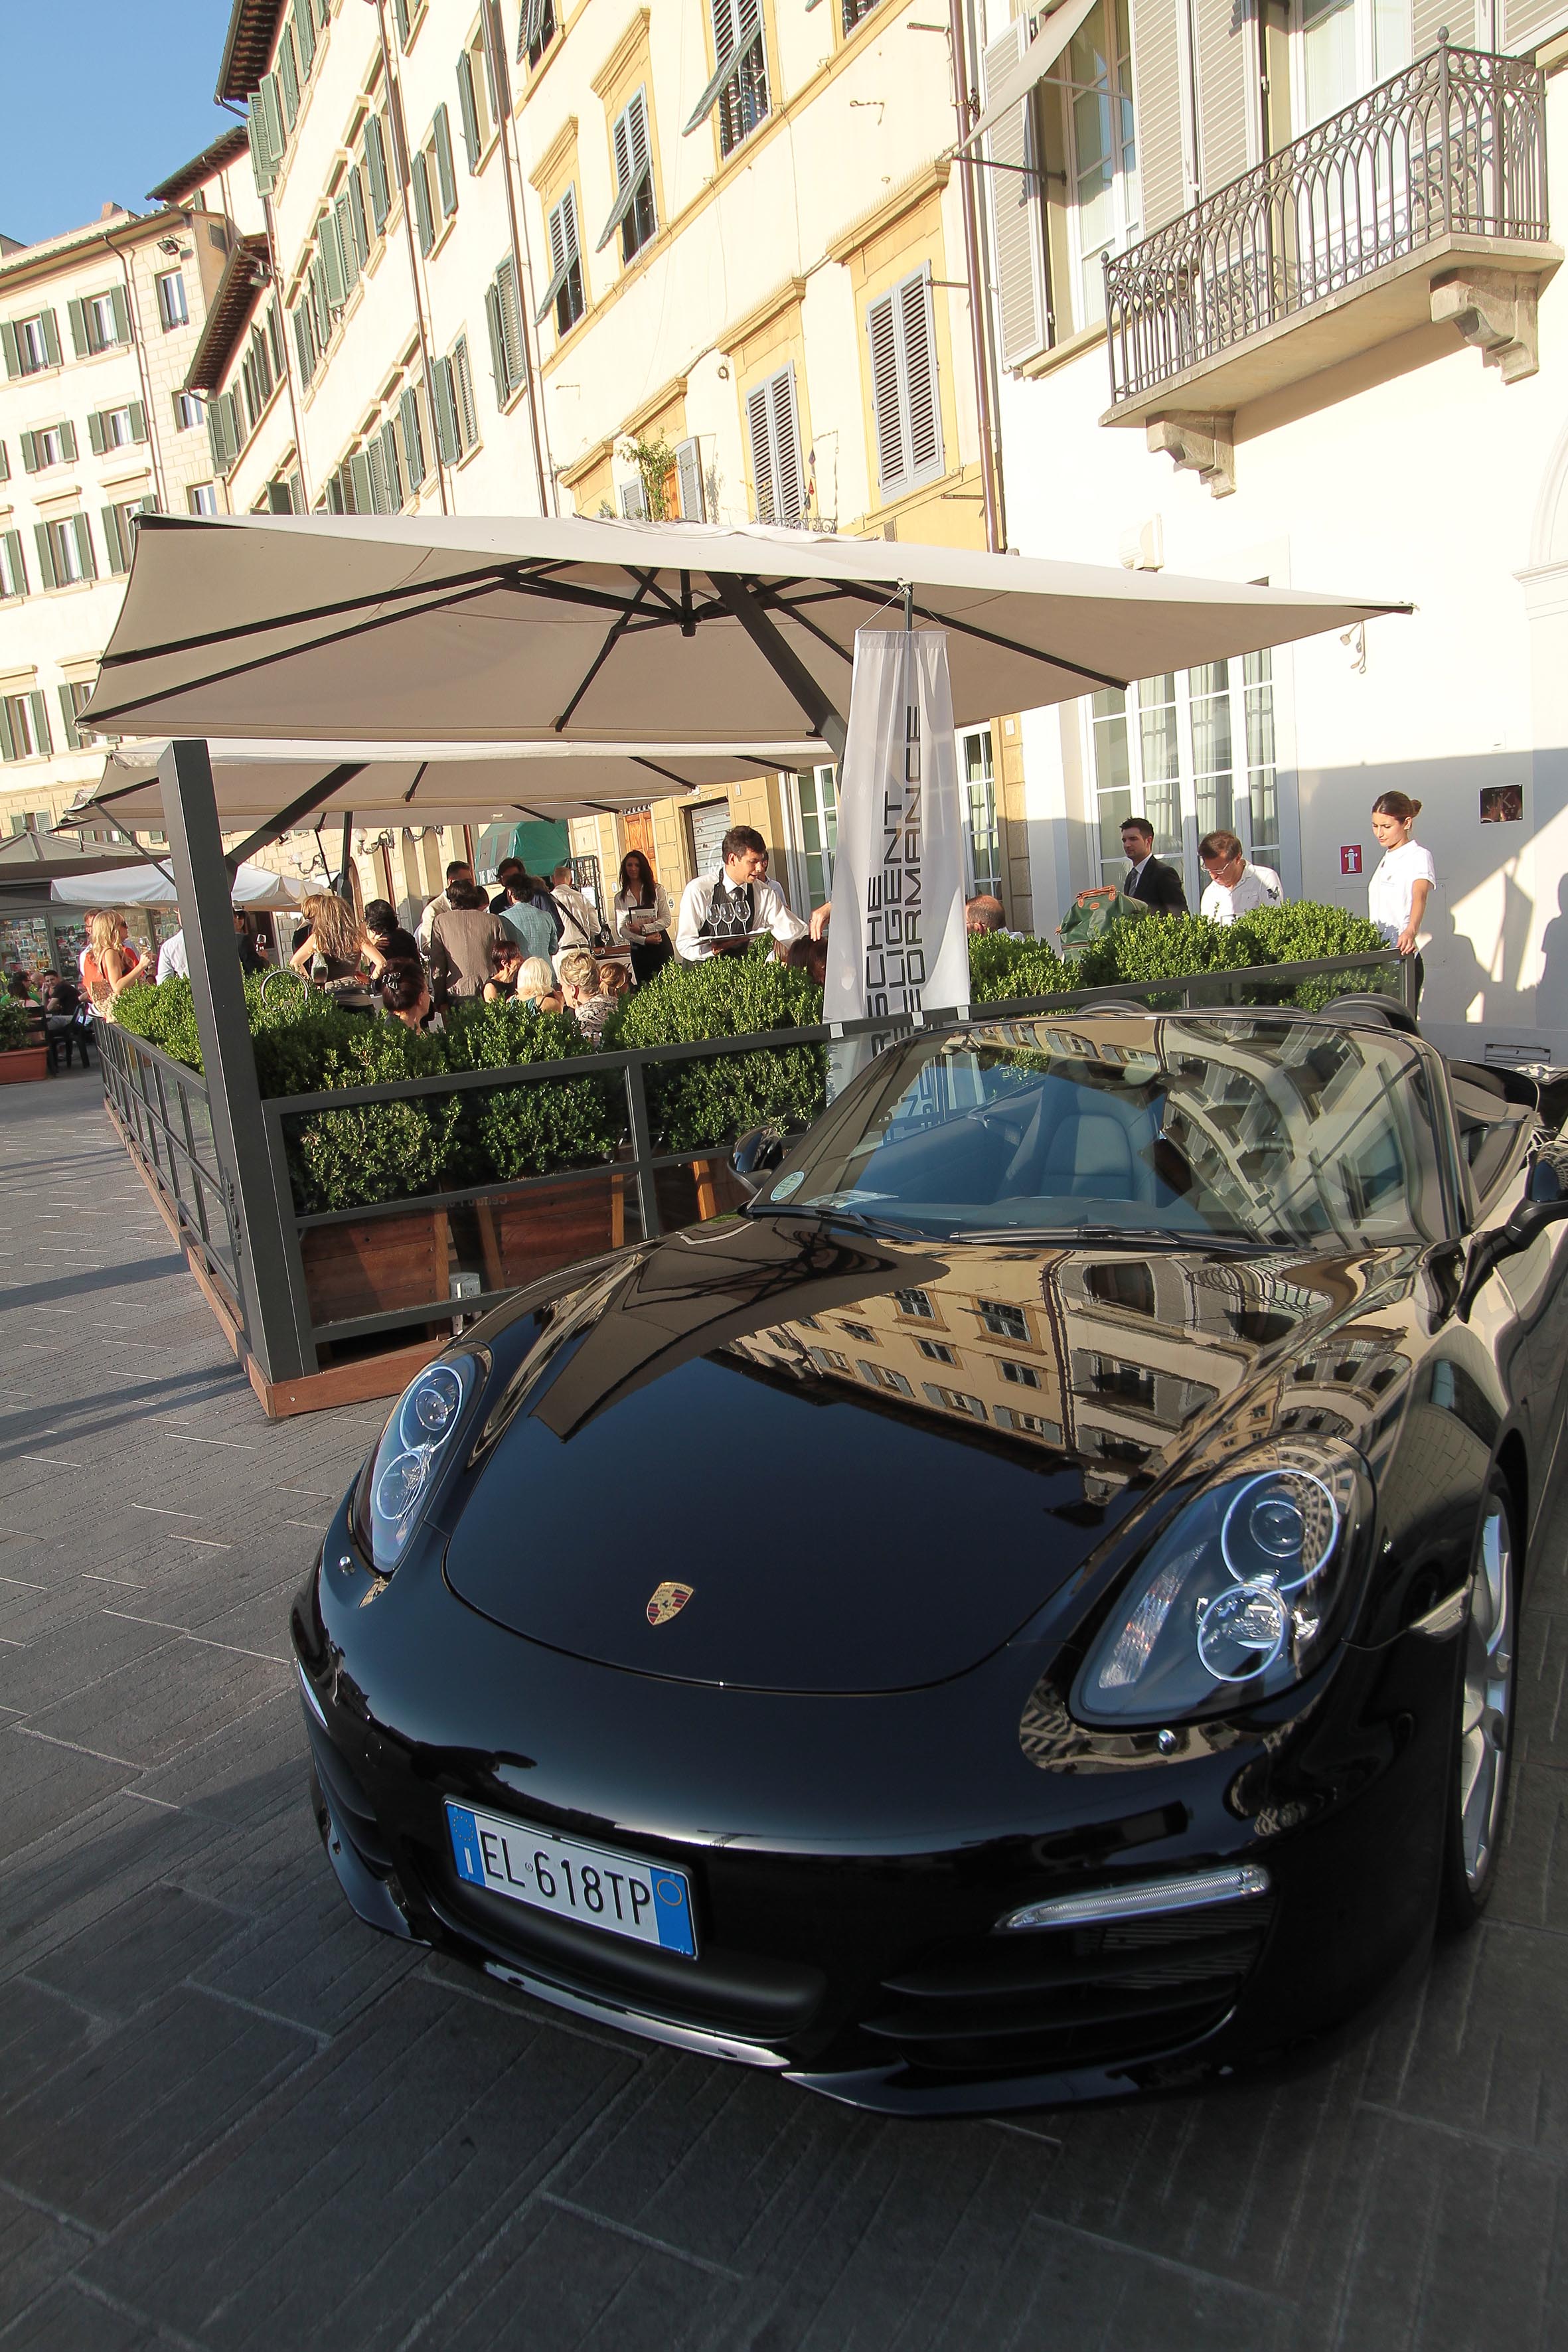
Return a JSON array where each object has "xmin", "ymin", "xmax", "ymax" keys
[{"xmin": 1101, "ymin": 38, "xmax": 1560, "ymax": 469}]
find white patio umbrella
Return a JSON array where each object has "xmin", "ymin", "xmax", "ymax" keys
[
  {"xmin": 80, "ymin": 512, "xmax": 1406, "ymax": 759},
  {"xmin": 50, "ymin": 859, "xmax": 304, "ymax": 909}
]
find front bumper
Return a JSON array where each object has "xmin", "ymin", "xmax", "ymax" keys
[{"xmin": 292, "ymin": 1524, "xmax": 1458, "ymax": 2116}]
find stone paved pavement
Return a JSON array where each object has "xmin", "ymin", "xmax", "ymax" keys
[{"xmin": 1, "ymin": 1068, "xmax": 1565, "ymax": 2352}]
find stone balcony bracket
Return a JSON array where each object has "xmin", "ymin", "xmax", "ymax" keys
[
  {"xmin": 1146, "ymin": 413, "xmax": 1236, "ymax": 499},
  {"xmin": 1430, "ymin": 263, "xmax": 1545, "ymax": 381}
]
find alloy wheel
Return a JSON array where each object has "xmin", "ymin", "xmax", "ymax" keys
[{"xmin": 1458, "ymin": 1500, "xmax": 1515, "ymax": 1892}]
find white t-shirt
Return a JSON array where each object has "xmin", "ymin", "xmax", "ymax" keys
[
  {"xmin": 156, "ymin": 931, "xmax": 189, "ymax": 982},
  {"xmin": 1200, "ymin": 862, "xmax": 1283, "ymax": 925},
  {"xmin": 1367, "ymin": 840, "xmax": 1436, "ymax": 943}
]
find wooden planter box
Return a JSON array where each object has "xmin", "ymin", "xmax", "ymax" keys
[
  {"xmin": 477, "ymin": 1170, "xmax": 626, "ymax": 1292},
  {"xmin": 300, "ymin": 1209, "xmax": 452, "ymax": 1349},
  {"xmin": 0, "ymin": 1046, "xmax": 48, "ymax": 1085}
]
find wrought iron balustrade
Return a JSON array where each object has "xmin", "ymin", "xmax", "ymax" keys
[{"xmin": 1105, "ymin": 39, "xmax": 1549, "ymax": 406}]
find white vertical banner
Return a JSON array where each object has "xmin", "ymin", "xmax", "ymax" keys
[{"xmin": 823, "ymin": 627, "xmax": 970, "ymax": 1032}]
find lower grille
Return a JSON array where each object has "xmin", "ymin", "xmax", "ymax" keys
[
  {"xmin": 305, "ymin": 1716, "xmax": 396, "ymax": 1871},
  {"xmin": 861, "ymin": 1899, "xmax": 1275, "ymax": 2077}
]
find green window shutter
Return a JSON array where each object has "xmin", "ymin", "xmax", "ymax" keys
[
  {"xmin": 379, "ymin": 419, "xmax": 403, "ymax": 507},
  {"xmin": 452, "ymin": 336, "xmax": 478, "ymax": 447},
  {"xmin": 206, "ymin": 396, "xmax": 228, "ymax": 475},
  {"xmin": 349, "ymin": 448, "xmax": 372, "ymax": 514},
  {"xmin": 40, "ymin": 309, "xmax": 60, "ymax": 366},
  {"xmin": 268, "ymin": 301, "xmax": 285, "ymax": 377},
  {"xmin": 432, "ymin": 358, "xmax": 460, "ymax": 463},
  {"xmin": 320, "ymin": 211, "xmax": 347, "ymax": 309},
  {"xmin": 0, "ymin": 702, "xmax": 15, "ymax": 761},
  {"xmin": 72, "ymin": 514, "xmax": 95, "ymax": 582},
  {"xmin": 412, "ymin": 152, "xmax": 435, "ymax": 254},
  {"xmin": 293, "ymin": 0, "xmax": 315, "ymax": 75},
  {"xmin": 279, "ymin": 30, "xmax": 300, "ymax": 127},
  {"xmin": 366, "ymin": 435, "xmax": 389, "ymax": 513},
  {"xmin": 1, "ymin": 531, "xmax": 24, "ymax": 597},
  {"xmin": 482, "ymin": 8, "xmax": 503, "ymax": 120},
  {"xmin": 433, "ymin": 106, "xmax": 457, "ymax": 216},
  {"xmin": 364, "ymin": 116, "xmax": 390, "ymax": 232},
  {"xmin": 400, "ymin": 385, "xmax": 426, "ymax": 483},
  {"xmin": 292, "ymin": 304, "xmax": 313, "ymax": 382},
  {"xmin": 21, "ymin": 431, "xmax": 38, "ymax": 473},
  {"xmin": 392, "ymin": 0, "xmax": 410, "ymax": 46},
  {"xmin": 258, "ymin": 76, "xmax": 285, "ymax": 181},
  {"xmin": 333, "ymin": 193, "xmax": 360, "ymax": 286},
  {"xmin": 102, "ymin": 507, "xmax": 127, "ymax": 575},
  {"xmin": 457, "ymin": 52, "xmax": 481, "ymax": 171},
  {"xmin": 88, "ymin": 410, "xmax": 106, "ymax": 456},
  {"xmin": 0, "ymin": 440, "xmax": 7, "ymax": 484},
  {"xmin": 68, "ymin": 298, "xmax": 90, "ymax": 358},
  {"xmin": 34, "ymin": 522, "xmax": 57, "ymax": 591},
  {"xmin": 484, "ymin": 281, "xmax": 507, "ymax": 402},
  {"xmin": 0, "ymin": 322, "xmax": 20, "ymax": 378},
  {"xmin": 58, "ymin": 684, "xmax": 80, "ymax": 747},
  {"xmin": 128, "ymin": 400, "xmax": 146, "ymax": 443},
  {"xmin": 108, "ymin": 285, "xmax": 130, "ymax": 344},
  {"xmin": 29, "ymin": 690, "xmax": 52, "ymax": 757},
  {"xmin": 250, "ymin": 89, "xmax": 277, "ymax": 197},
  {"xmin": 59, "ymin": 420, "xmax": 77, "ymax": 463},
  {"xmin": 347, "ymin": 172, "xmax": 370, "ymax": 270}
]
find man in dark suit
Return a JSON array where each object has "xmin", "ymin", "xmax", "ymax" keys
[{"xmin": 1120, "ymin": 817, "xmax": 1188, "ymax": 915}]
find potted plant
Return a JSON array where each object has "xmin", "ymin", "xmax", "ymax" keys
[{"xmin": 0, "ymin": 995, "xmax": 48, "ymax": 1083}]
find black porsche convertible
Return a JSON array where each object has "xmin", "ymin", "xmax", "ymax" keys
[{"xmin": 291, "ymin": 1004, "xmax": 1568, "ymax": 2113}]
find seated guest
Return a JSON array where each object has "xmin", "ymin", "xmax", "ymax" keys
[
  {"xmin": 428, "ymin": 882, "xmax": 509, "ymax": 1004},
  {"xmin": 965, "ymin": 896, "xmax": 1006, "ymax": 935},
  {"xmin": 674, "ymin": 825, "xmax": 807, "ymax": 961},
  {"xmin": 485, "ymin": 941, "xmax": 525, "ymax": 1002},
  {"xmin": 514, "ymin": 955, "xmax": 566, "ymax": 1014},
  {"xmin": 1120, "ymin": 817, "xmax": 1188, "ymax": 914},
  {"xmin": 499, "ymin": 872, "xmax": 558, "ymax": 964},
  {"xmin": 558, "ymin": 948, "xmax": 615, "ymax": 1044},
  {"xmin": 777, "ymin": 933, "xmax": 828, "ymax": 989},
  {"xmin": 380, "ymin": 960, "xmax": 439, "ymax": 1032},
  {"xmin": 596, "ymin": 959, "xmax": 631, "ymax": 1000}
]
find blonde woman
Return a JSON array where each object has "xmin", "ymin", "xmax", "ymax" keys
[
  {"xmin": 514, "ymin": 955, "xmax": 564, "ymax": 1015},
  {"xmin": 289, "ymin": 892, "xmax": 366, "ymax": 986},
  {"xmin": 81, "ymin": 911, "xmax": 149, "ymax": 1016}
]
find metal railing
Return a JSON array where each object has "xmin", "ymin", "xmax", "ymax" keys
[
  {"xmin": 1105, "ymin": 38, "xmax": 1549, "ymax": 406},
  {"xmin": 96, "ymin": 1018, "xmax": 244, "ymax": 1319},
  {"xmin": 99, "ymin": 949, "xmax": 1410, "ymax": 1381}
]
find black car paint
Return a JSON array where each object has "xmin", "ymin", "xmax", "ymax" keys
[{"xmin": 292, "ymin": 1032, "xmax": 1557, "ymax": 2113}]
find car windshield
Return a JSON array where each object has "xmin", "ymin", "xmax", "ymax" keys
[{"xmin": 753, "ymin": 1016, "xmax": 1450, "ymax": 1249}]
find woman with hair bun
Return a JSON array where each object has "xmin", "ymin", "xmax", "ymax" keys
[{"xmin": 1368, "ymin": 791, "xmax": 1435, "ymax": 961}]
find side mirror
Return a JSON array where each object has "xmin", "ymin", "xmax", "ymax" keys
[
  {"xmin": 1457, "ymin": 1192, "xmax": 1568, "ymax": 1319},
  {"xmin": 730, "ymin": 1124, "xmax": 787, "ymax": 1198}
]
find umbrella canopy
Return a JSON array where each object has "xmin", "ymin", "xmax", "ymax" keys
[
  {"xmin": 62, "ymin": 738, "xmax": 823, "ymax": 838},
  {"xmin": 80, "ymin": 513, "xmax": 1406, "ymax": 752},
  {"xmin": 0, "ymin": 829, "xmax": 147, "ymax": 888},
  {"xmin": 51, "ymin": 860, "xmax": 304, "ymax": 910}
]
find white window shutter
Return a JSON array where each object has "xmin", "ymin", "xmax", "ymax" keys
[
  {"xmin": 674, "ymin": 435, "xmax": 704, "ymax": 520},
  {"xmin": 982, "ymin": 21, "xmax": 1048, "ymax": 369},
  {"xmin": 866, "ymin": 291, "xmax": 905, "ymax": 493},
  {"xmin": 768, "ymin": 365, "xmax": 802, "ymax": 526},
  {"xmin": 619, "ymin": 478, "xmax": 649, "ymax": 518},
  {"xmin": 899, "ymin": 270, "xmax": 941, "ymax": 480},
  {"xmin": 746, "ymin": 382, "xmax": 775, "ymax": 521}
]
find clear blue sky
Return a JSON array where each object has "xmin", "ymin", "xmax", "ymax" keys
[{"xmin": 0, "ymin": 1, "xmax": 238, "ymax": 248}]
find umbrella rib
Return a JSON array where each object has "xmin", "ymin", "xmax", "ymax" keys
[
  {"xmin": 837, "ymin": 581, "xmax": 1129, "ymax": 690},
  {"xmin": 226, "ymin": 764, "xmax": 367, "ymax": 869},
  {"xmin": 400, "ymin": 761, "xmax": 431, "ymax": 805},
  {"xmin": 86, "ymin": 578, "xmax": 515, "ymax": 730},
  {"xmin": 551, "ymin": 575, "xmax": 659, "ymax": 734}
]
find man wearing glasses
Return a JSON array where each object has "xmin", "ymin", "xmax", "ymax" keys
[{"xmin": 1198, "ymin": 830, "xmax": 1283, "ymax": 925}]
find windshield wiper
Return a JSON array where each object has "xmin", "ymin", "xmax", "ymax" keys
[{"xmin": 949, "ymin": 1223, "xmax": 1259, "ymax": 1253}]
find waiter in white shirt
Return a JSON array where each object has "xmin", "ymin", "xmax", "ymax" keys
[
  {"xmin": 155, "ymin": 929, "xmax": 189, "ymax": 982},
  {"xmin": 674, "ymin": 825, "xmax": 807, "ymax": 961},
  {"xmin": 1198, "ymin": 830, "xmax": 1284, "ymax": 925}
]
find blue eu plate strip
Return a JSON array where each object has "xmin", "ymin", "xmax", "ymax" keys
[{"xmin": 448, "ymin": 1805, "xmax": 486, "ymax": 1886}]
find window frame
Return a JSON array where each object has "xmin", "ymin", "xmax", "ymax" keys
[
  {"xmin": 1087, "ymin": 651, "xmax": 1283, "ymax": 906},
  {"xmin": 155, "ymin": 269, "xmax": 189, "ymax": 331}
]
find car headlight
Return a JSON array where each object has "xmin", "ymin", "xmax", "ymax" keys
[
  {"xmin": 351, "ymin": 1354, "xmax": 477, "ymax": 1575},
  {"xmin": 1072, "ymin": 1441, "xmax": 1368, "ymax": 1725}
]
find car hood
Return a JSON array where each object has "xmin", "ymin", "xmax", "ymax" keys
[{"xmin": 442, "ymin": 1215, "xmax": 1409, "ymax": 1693}]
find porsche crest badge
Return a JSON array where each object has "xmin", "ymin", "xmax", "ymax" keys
[{"xmin": 647, "ymin": 1581, "xmax": 694, "ymax": 1628}]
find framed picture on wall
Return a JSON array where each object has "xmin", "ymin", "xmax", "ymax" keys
[{"xmin": 1480, "ymin": 785, "xmax": 1524, "ymax": 824}]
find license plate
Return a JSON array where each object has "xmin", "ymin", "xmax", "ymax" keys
[{"xmin": 445, "ymin": 1802, "xmax": 696, "ymax": 1957}]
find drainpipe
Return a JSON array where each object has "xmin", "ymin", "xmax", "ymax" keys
[
  {"xmin": 372, "ymin": 0, "xmax": 451, "ymax": 514},
  {"xmin": 947, "ymin": 0, "xmax": 1004, "ymax": 553},
  {"xmin": 105, "ymin": 226, "xmax": 169, "ymax": 513},
  {"xmin": 479, "ymin": 0, "xmax": 557, "ymax": 514}
]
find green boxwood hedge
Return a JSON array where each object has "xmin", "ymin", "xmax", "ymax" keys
[
  {"xmin": 0, "ymin": 998, "xmax": 35, "ymax": 1053},
  {"xmin": 109, "ymin": 906, "xmax": 1393, "ymax": 1212}
]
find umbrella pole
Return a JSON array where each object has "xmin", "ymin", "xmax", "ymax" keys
[
  {"xmin": 712, "ymin": 578, "xmax": 849, "ymax": 763},
  {"xmin": 158, "ymin": 738, "xmax": 314, "ymax": 1387}
]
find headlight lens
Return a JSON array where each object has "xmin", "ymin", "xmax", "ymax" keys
[
  {"xmin": 353, "ymin": 1354, "xmax": 476, "ymax": 1575},
  {"xmin": 1073, "ymin": 1442, "xmax": 1366, "ymax": 1725}
]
